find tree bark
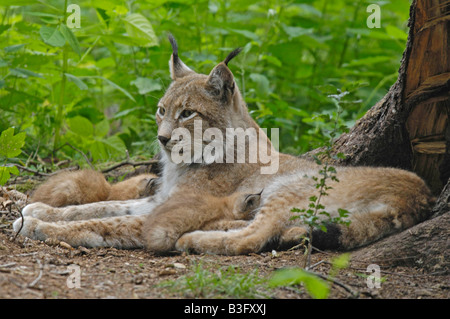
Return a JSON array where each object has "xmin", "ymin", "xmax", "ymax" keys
[
  {"xmin": 318, "ymin": 0, "xmax": 450, "ymax": 195},
  {"xmin": 308, "ymin": 0, "xmax": 449, "ymax": 272}
]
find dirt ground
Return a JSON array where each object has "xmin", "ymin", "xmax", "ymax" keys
[{"xmin": 0, "ymin": 176, "xmax": 449, "ymax": 300}]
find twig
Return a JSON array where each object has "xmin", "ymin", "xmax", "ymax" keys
[
  {"xmin": 349, "ymin": 265, "xmax": 448, "ymax": 278},
  {"xmin": 101, "ymin": 159, "xmax": 159, "ymax": 173},
  {"xmin": 13, "ymin": 164, "xmax": 51, "ymax": 176},
  {"xmin": 13, "ymin": 252, "xmax": 38, "ymax": 257},
  {"xmin": 308, "ymin": 260, "xmax": 327, "ymax": 270},
  {"xmin": 14, "ymin": 164, "xmax": 79, "ymax": 177},
  {"xmin": 62, "ymin": 143, "xmax": 94, "ymax": 169},
  {"xmin": 11, "ymin": 199, "xmax": 25, "ymax": 242},
  {"xmin": 28, "ymin": 259, "xmax": 43, "ymax": 288},
  {"xmin": 0, "ymin": 262, "xmax": 16, "ymax": 268},
  {"xmin": 306, "ymin": 269, "xmax": 359, "ymax": 298}
]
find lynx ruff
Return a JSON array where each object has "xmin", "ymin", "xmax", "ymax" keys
[{"xmin": 170, "ymin": 118, "xmax": 279, "ymax": 174}]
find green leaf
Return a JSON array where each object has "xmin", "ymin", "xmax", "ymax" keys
[
  {"xmin": 67, "ymin": 116, "xmax": 94, "ymax": 137},
  {"xmin": 82, "ymin": 76, "xmax": 136, "ymax": 102},
  {"xmin": 113, "ymin": 107, "xmax": 142, "ymax": 119},
  {"xmin": 0, "ymin": 0, "xmax": 37, "ymax": 4},
  {"xmin": 103, "ymin": 135, "xmax": 126, "ymax": 154},
  {"xmin": 40, "ymin": 26, "xmax": 66, "ymax": 47},
  {"xmin": 0, "ymin": 165, "xmax": 19, "ymax": 186},
  {"xmin": 331, "ymin": 253, "xmax": 350, "ymax": 270},
  {"xmin": 90, "ymin": 140, "xmax": 108, "ymax": 162},
  {"xmin": 122, "ymin": 13, "xmax": 159, "ymax": 47},
  {"xmin": 249, "ymin": 73, "xmax": 270, "ymax": 96},
  {"xmin": 130, "ymin": 77, "xmax": 162, "ymax": 95},
  {"xmin": 282, "ymin": 24, "xmax": 313, "ymax": 39},
  {"xmin": 345, "ymin": 56, "xmax": 392, "ymax": 68},
  {"xmin": 3, "ymin": 44, "xmax": 25, "ymax": 53},
  {"xmin": 101, "ymin": 77, "xmax": 136, "ymax": 102},
  {"xmin": 0, "ymin": 127, "xmax": 26, "ymax": 158},
  {"xmin": 94, "ymin": 119, "xmax": 110, "ymax": 138},
  {"xmin": 0, "ymin": 24, "xmax": 11, "ymax": 35},
  {"xmin": 269, "ymin": 268, "xmax": 329, "ymax": 299},
  {"xmin": 90, "ymin": 135, "xmax": 126, "ymax": 162},
  {"xmin": 59, "ymin": 23, "xmax": 81, "ymax": 56},
  {"xmin": 386, "ymin": 25, "xmax": 407, "ymax": 41},
  {"xmin": 338, "ymin": 208, "xmax": 350, "ymax": 218},
  {"xmin": 260, "ymin": 55, "xmax": 282, "ymax": 67},
  {"xmin": 229, "ymin": 28, "xmax": 259, "ymax": 42},
  {"xmin": 65, "ymin": 73, "xmax": 88, "ymax": 90},
  {"xmin": 10, "ymin": 68, "xmax": 43, "ymax": 78}
]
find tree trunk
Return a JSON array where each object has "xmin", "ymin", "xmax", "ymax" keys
[
  {"xmin": 309, "ymin": 0, "xmax": 450, "ymax": 271},
  {"xmin": 319, "ymin": 0, "xmax": 450, "ymax": 194}
]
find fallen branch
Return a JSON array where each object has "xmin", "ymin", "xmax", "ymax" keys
[
  {"xmin": 13, "ymin": 164, "xmax": 79, "ymax": 177},
  {"xmin": 306, "ymin": 269, "xmax": 360, "ymax": 299},
  {"xmin": 13, "ymin": 164, "xmax": 51, "ymax": 177},
  {"xmin": 12, "ymin": 200, "xmax": 24, "ymax": 242},
  {"xmin": 61, "ymin": 143, "xmax": 94, "ymax": 170},
  {"xmin": 101, "ymin": 159, "xmax": 159, "ymax": 173},
  {"xmin": 28, "ymin": 259, "xmax": 43, "ymax": 288}
]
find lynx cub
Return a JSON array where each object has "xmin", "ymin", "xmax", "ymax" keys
[
  {"xmin": 14, "ymin": 35, "xmax": 434, "ymax": 255},
  {"xmin": 30, "ymin": 170, "xmax": 158, "ymax": 206}
]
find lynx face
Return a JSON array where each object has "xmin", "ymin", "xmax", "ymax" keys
[
  {"xmin": 232, "ymin": 191, "xmax": 263, "ymax": 220},
  {"xmin": 156, "ymin": 74, "xmax": 230, "ymax": 163},
  {"xmin": 156, "ymin": 35, "xmax": 252, "ymax": 165}
]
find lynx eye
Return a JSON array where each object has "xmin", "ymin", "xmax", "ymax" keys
[
  {"xmin": 180, "ymin": 109, "xmax": 196, "ymax": 119},
  {"xmin": 157, "ymin": 106, "xmax": 166, "ymax": 117}
]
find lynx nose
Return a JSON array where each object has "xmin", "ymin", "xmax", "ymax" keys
[{"xmin": 158, "ymin": 135, "xmax": 170, "ymax": 146}]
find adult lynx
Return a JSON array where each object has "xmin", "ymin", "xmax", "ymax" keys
[{"xmin": 14, "ymin": 35, "xmax": 434, "ymax": 254}]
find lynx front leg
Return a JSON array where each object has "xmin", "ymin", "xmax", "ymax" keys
[
  {"xmin": 21, "ymin": 197, "xmax": 157, "ymax": 222},
  {"xmin": 13, "ymin": 215, "xmax": 147, "ymax": 249},
  {"xmin": 175, "ymin": 198, "xmax": 294, "ymax": 255}
]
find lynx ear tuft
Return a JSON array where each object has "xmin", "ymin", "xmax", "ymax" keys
[
  {"xmin": 168, "ymin": 33, "xmax": 179, "ymax": 61},
  {"xmin": 168, "ymin": 33, "xmax": 195, "ymax": 80},
  {"xmin": 224, "ymin": 47, "xmax": 242, "ymax": 66},
  {"xmin": 206, "ymin": 48, "xmax": 242, "ymax": 103}
]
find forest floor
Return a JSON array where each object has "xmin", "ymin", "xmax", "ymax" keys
[{"xmin": 0, "ymin": 169, "xmax": 448, "ymax": 300}]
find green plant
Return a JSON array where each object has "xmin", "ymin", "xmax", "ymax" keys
[
  {"xmin": 291, "ymin": 89, "xmax": 353, "ymax": 268},
  {"xmin": 0, "ymin": 127, "xmax": 25, "ymax": 185},
  {"xmin": 159, "ymin": 261, "xmax": 270, "ymax": 299},
  {"xmin": 269, "ymin": 253, "xmax": 353, "ymax": 299},
  {"xmin": 269, "ymin": 267, "xmax": 330, "ymax": 299}
]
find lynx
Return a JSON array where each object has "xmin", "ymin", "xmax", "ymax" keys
[
  {"xmin": 13, "ymin": 35, "xmax": 434, "ymax": 255},
  {"xmin": 15, "ymin": 189, "xmax": 261, "ymax": 248},
  {"xmin": 30, "ymin": 170, "xmax": 159, "ymax": 207}
]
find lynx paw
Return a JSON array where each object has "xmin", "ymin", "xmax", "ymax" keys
[
  {"xmin": 138, "ymin": 176, "xmax": 159, "ymax": 197},
  {"xmin": 13, "ymin": 216, "xmax": 46, "ymax": 241},
  {"xmin": 176, "ymin": 230, "xmax": 270, "ymax": 255},
  {"xmin": 176, "ymin": 231, "xmax": 246, "ymax": 255},
  {"xmin": 21, "ymin": 202, "xmax": 58, "ymax": 221},
  {"xmin": 175, "ymin": 231, "xmax": 207, "ymax": 253}
]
